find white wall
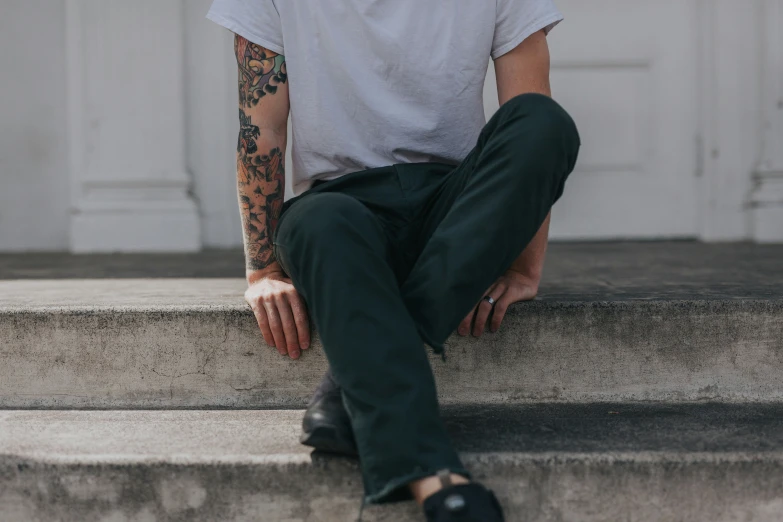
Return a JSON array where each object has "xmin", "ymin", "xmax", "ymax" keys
[
  {"xmin": 185, "ymin": 0, "xmax": 242, "ymax": 248},
  {"xmin": 0, "ymin": 0, "xmax": 69, "ymax": 250}
]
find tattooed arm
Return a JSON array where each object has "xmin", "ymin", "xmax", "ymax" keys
[
  {"xmin": 235, "ymin": 35, "xmax": 289, "ymax": 272},
  {"xmin": 235, "ymin": 35, "xmax": 310, "ymax": 361}
]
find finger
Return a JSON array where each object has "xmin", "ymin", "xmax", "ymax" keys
[
  {"xmin": 289, "ymin": 293, "xmax": 311, "ymax": 350},
  {"xmin": 473, "ymin": 283, "xmax": 505, "ymax": 337},
  {"xmin": 262, "ymin": 300, "xmax": 287, "ymax": 356},
  {"xmin": 276, "ymin": 295, "xmax": 301, "ymax": 359},
  {"xmin": 461, "ymin": 282, "xmax": 498, "ymax": 336},
  {"xmin": 490, "ymin": 294, "xmax": 513, "ymax": 333},
  {"xmin": 251, "ymin": 305, "xmax": 276, "ymax": 348},
  {"xmin": 458, "ymin": 308, "xmax": 475, "ymax": 336}
]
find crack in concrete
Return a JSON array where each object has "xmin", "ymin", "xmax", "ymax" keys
[{"xmin": 140, "ymin": 343, "xmax": 222, "ymax": 401}]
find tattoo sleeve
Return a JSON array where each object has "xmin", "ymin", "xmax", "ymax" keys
[{"xmin": 234, "ymin": 35, "xmax": 289, "ymax": 271}]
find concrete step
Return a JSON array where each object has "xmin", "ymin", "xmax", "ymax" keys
[
  {"xmin": 2, "ymin": 278, "xmax": 783, "ymax": 408},
  {"xmin": 3, "ymin": 405, "xmax": 783, "ymax": 521}
]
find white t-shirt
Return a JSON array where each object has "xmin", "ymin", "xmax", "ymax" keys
[{"xmin": 208, "ymin": 0, "xmax": 563, "ymax": 194}]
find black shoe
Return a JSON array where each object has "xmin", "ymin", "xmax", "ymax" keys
[
  {"xmin": 300, "ymin": 368, "xmax": 358, "ymax": 456},
  {"xmin": 423, "ymin": 477, "xmax": 505, "ymax": 522}
]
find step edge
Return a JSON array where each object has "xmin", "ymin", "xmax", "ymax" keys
[
  {"xmin": 3, "ymin": 298, "xmax": 783, "ymax": 315},
  {"xmin": 5, "ymin": 450, "xmax": 783, "ymax": 467}
]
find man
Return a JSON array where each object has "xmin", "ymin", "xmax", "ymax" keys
[{"xmin": 208, "ymin": 1, "xmax": 579, "ymax": 520}]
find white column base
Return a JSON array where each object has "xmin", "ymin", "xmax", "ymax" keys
[
  {"xmin": 71, "ymin": 213, "xmax": 200, "ymax": 253},
  {"xmin": 751, "ymin": 206, "xmax": 783, "ymax": 243},
  {"xmin": 750, "ymin": 172, "xmax": 783, "ymax": 243},
  {"xmin": 69, "ymin": 178, "xmax": 200, "ymax": 252}
]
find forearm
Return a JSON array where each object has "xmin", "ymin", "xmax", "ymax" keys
[
  {"xmin": 237, "ymin": 126, "xmax": 286, "ymax": 275},
  {"xmin": 508, "ymin": 212, "xmax": 550, "ymax": 284},
  {"xmin": 233, "ymin": 34, "xmax": 290, "ymax": 280}
]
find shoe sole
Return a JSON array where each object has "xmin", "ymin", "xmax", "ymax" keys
[{"xmin": 300, "ymin": 423, "xmax": 358, "ymax": 457}]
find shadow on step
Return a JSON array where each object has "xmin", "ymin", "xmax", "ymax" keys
[{"xmin": 311, "ymin": 403, "xmax": 783, "ymax": 459}]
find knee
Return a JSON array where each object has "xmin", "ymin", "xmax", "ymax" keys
[{"xmin": 497, "ymin": 93, "xmax": 580, "ymax": 156}]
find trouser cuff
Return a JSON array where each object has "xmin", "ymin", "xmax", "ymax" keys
[{"xmin": 364, "ymin": 467, "xmax": 473, "ymax": 505}]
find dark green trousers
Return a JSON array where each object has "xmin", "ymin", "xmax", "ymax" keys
[{"xmin": 273, "ymin": 93, "xmax": 579, "ymax": 504}]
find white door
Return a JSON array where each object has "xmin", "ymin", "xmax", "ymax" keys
[{"xmin": 485, "ymin": 0, "xmax": 701, "ymax": 239}]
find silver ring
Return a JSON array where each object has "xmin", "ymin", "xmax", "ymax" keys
[{"xmin": 483, "ymin": 295, "xmax": 496, "ymax": 306}]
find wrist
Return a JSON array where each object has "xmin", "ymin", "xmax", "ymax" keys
[
  {"xmin": 506, "ymin": 266, "xmax": 542, "ymax": 288},
  {"xmin": 246, "ymin": 262, "xmax": 285, "ymax": 284}
]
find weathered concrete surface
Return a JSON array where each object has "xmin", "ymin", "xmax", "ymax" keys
[
  {"xmin": 3, "ymin": 406, "xmax": 783, "ymax": 521},
  {"xmin": 0, "ymin": 278, "xmax": 247, "ymax": 309},
  {"xmin": 2, "ymin": 279, "xmax": 783, "ymax": 407}
]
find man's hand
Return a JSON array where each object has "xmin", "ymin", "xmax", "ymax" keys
[
  {"xmin": 457, "ymin": 269, "xmax": 539, "ymax": 337},
  {"xmin": 245, "ymin": 265, "xmax": 311, "ymax": 359}
]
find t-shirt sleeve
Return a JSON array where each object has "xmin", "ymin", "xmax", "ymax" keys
[
  {"xmin": 492, "ymin": 0, "xmax": 563, "ymax": 60},
  {"xmin": 207, "ymin": 0, "xmax": 284, "ymax": 55}
]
